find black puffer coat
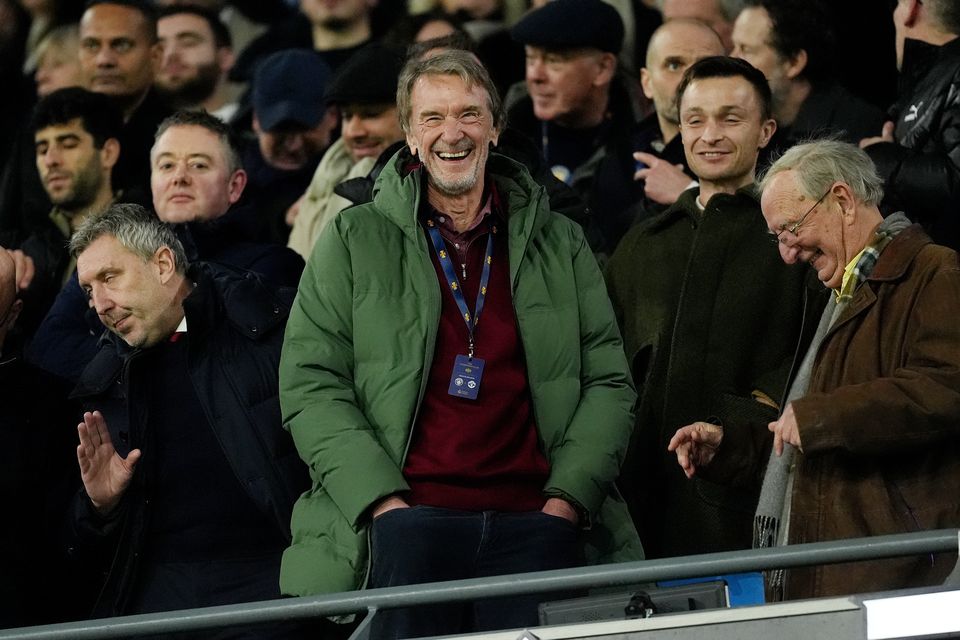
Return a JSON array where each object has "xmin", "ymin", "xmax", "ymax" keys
[{"xmin": 866, "ymin": 37, "xmax": 960, "ymax": 250}]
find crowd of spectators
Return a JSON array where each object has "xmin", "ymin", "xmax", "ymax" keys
[{"xmin": 1, "ymin": 0, "xmax": 959, "ymax": 638}]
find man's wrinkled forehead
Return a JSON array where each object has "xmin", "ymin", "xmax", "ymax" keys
[
  {"xmin": 760, "ymin": 170, "xmax": 803, "ymax": 221},
  {"xmin": 413, "ymin": 73, "xmax": 491, "ymax": 108}
]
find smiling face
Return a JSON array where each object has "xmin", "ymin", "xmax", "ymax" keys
[
  {"xmin": 35, "ymin": 118, "xmax": 115, "ymax": 211},
  {"xmin": 77, "ymin": 234, "xmax": 182, "ymax": 348},
  {"xmin": 761, "ymin": 170, "xmax": 846, "ymax": 288},
  {"xmin": 405, "ymin": 73, "xmax": 499, "ymax": 205},
  {"xmin": 341, "ymin": 102, "xmax": 402, "ymax": 162},
  {"xmin": 150, "ymin": 124, "xmax": 246, "ymax": 224},
  {"xmin": 678, "ymin": 75, "xmax": 776, "ymax": 194}
]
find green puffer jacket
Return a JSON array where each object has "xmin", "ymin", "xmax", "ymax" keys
[{"xmin": 279, "ymin": 150, "xmax": 642, "ymax": 596}]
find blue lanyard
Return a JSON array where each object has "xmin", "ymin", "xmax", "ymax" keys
[{"xmin": 426, "ymin": 218, "xmax": 495, "ymax": 359}]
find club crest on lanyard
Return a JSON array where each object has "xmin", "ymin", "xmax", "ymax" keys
[{"xmin": 427, "ymin": 217, "xmax": 494, "ymax": 400}]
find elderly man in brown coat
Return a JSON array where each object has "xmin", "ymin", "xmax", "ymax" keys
[{"xmin": 670, "ymin": 139, "xmax": 960, "ymax": 600}]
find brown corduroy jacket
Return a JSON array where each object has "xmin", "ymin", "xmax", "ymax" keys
[{"xmin": 787, "ymin": 224, "xmax": 960, "ymax": 598}]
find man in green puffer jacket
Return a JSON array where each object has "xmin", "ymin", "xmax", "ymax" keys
[{"xmin": 279, "ymin": 50, "xmax": 641, "ymax": 638}]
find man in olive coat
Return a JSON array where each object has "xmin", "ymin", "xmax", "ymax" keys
[{"xmin": 607, "ymin": 56, "xmax": 821, "ymax": 559}]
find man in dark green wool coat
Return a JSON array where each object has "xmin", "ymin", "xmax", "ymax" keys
[{"xmin": 605, "ymin": 56, "xmax": 825, "ymax": 559}]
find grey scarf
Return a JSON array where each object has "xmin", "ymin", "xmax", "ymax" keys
[{"xmin": 753, "ymin": 212, "xmax": 913, "ymax": 599}]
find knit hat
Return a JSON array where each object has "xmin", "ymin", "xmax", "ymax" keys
[{"xmin": 324, "ymin": 44, "xmax": 404, "ymax": 106}]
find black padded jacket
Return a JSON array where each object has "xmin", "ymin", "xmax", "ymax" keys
[{"xmin": 866, "ymin": 37, "xmax": 960, "ymax": 250}]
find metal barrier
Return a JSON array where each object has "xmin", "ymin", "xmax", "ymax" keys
[{"xmin": 1, "ymin": 529, "xmax": 957, "ymax": 639}]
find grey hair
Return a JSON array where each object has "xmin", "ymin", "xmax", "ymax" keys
[
  {"xmin": 396, "ymin": 49, "xmax": 505, "ymax": 136},
  {"xmin": 70, "ymin": 203, "xmax": 189, "ymax": 273},
  {"xmin": 759, "ymin": 140, "xmax": 885, "ymax": 206}
]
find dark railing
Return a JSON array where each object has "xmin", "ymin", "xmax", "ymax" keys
[{"xmin": 1, "ymin": 529, "xmax": 957, "ymax": 639}]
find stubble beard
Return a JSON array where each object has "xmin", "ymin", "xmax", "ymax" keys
[
  {"xmin": 52, "ymin": 164, "xmax": 102, "ymax": 213},
  {"xmin": 156, "ymin": 61, "xmax": 220, "ymax": 109},
  {"xmin": 429, "ymin": 164, "xmax": 480, "ymax": 196}
]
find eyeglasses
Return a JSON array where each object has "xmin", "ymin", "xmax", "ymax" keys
[{"xmin": 771, "ymin": 188, "xmax": 831, "ymax": 245}]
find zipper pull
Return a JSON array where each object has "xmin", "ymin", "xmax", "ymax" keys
[{"xmin": 461, "ymin": 263, "xmax": 467, "ymax": 280}]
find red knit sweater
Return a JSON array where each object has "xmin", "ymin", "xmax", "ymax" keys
[{"xmin": 403, "ymin": 199, "xmax": 550, "ymax": 512}]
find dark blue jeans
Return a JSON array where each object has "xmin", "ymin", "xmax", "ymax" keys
[{"xmin": 368, "ymin": 505, "xmax": 581, "ymax": 639}]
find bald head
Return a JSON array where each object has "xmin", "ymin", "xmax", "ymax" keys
[
  {"xmin": 646, "ymin": 18, "xmax": 725, "ymax": 67},
  {"xmin": 642, "ymin": 19, "xmax": 726, "ymax": 128}
]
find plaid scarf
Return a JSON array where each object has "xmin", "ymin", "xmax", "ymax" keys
[{"xmin": 837, "ymin": 217, "xmax": 904, "ymax": 301}]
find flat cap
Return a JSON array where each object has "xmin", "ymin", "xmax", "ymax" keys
[
  {"xmin": 324, "ymin": 44, "xmax": 404, "ymax": 106},
  {"xmin": 253, "ymin": 49, "xmax": 333, "ymax": 132},
  {"xmin": 511, "ymin": 0, "xmax": 624, "ymax": 54}
]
